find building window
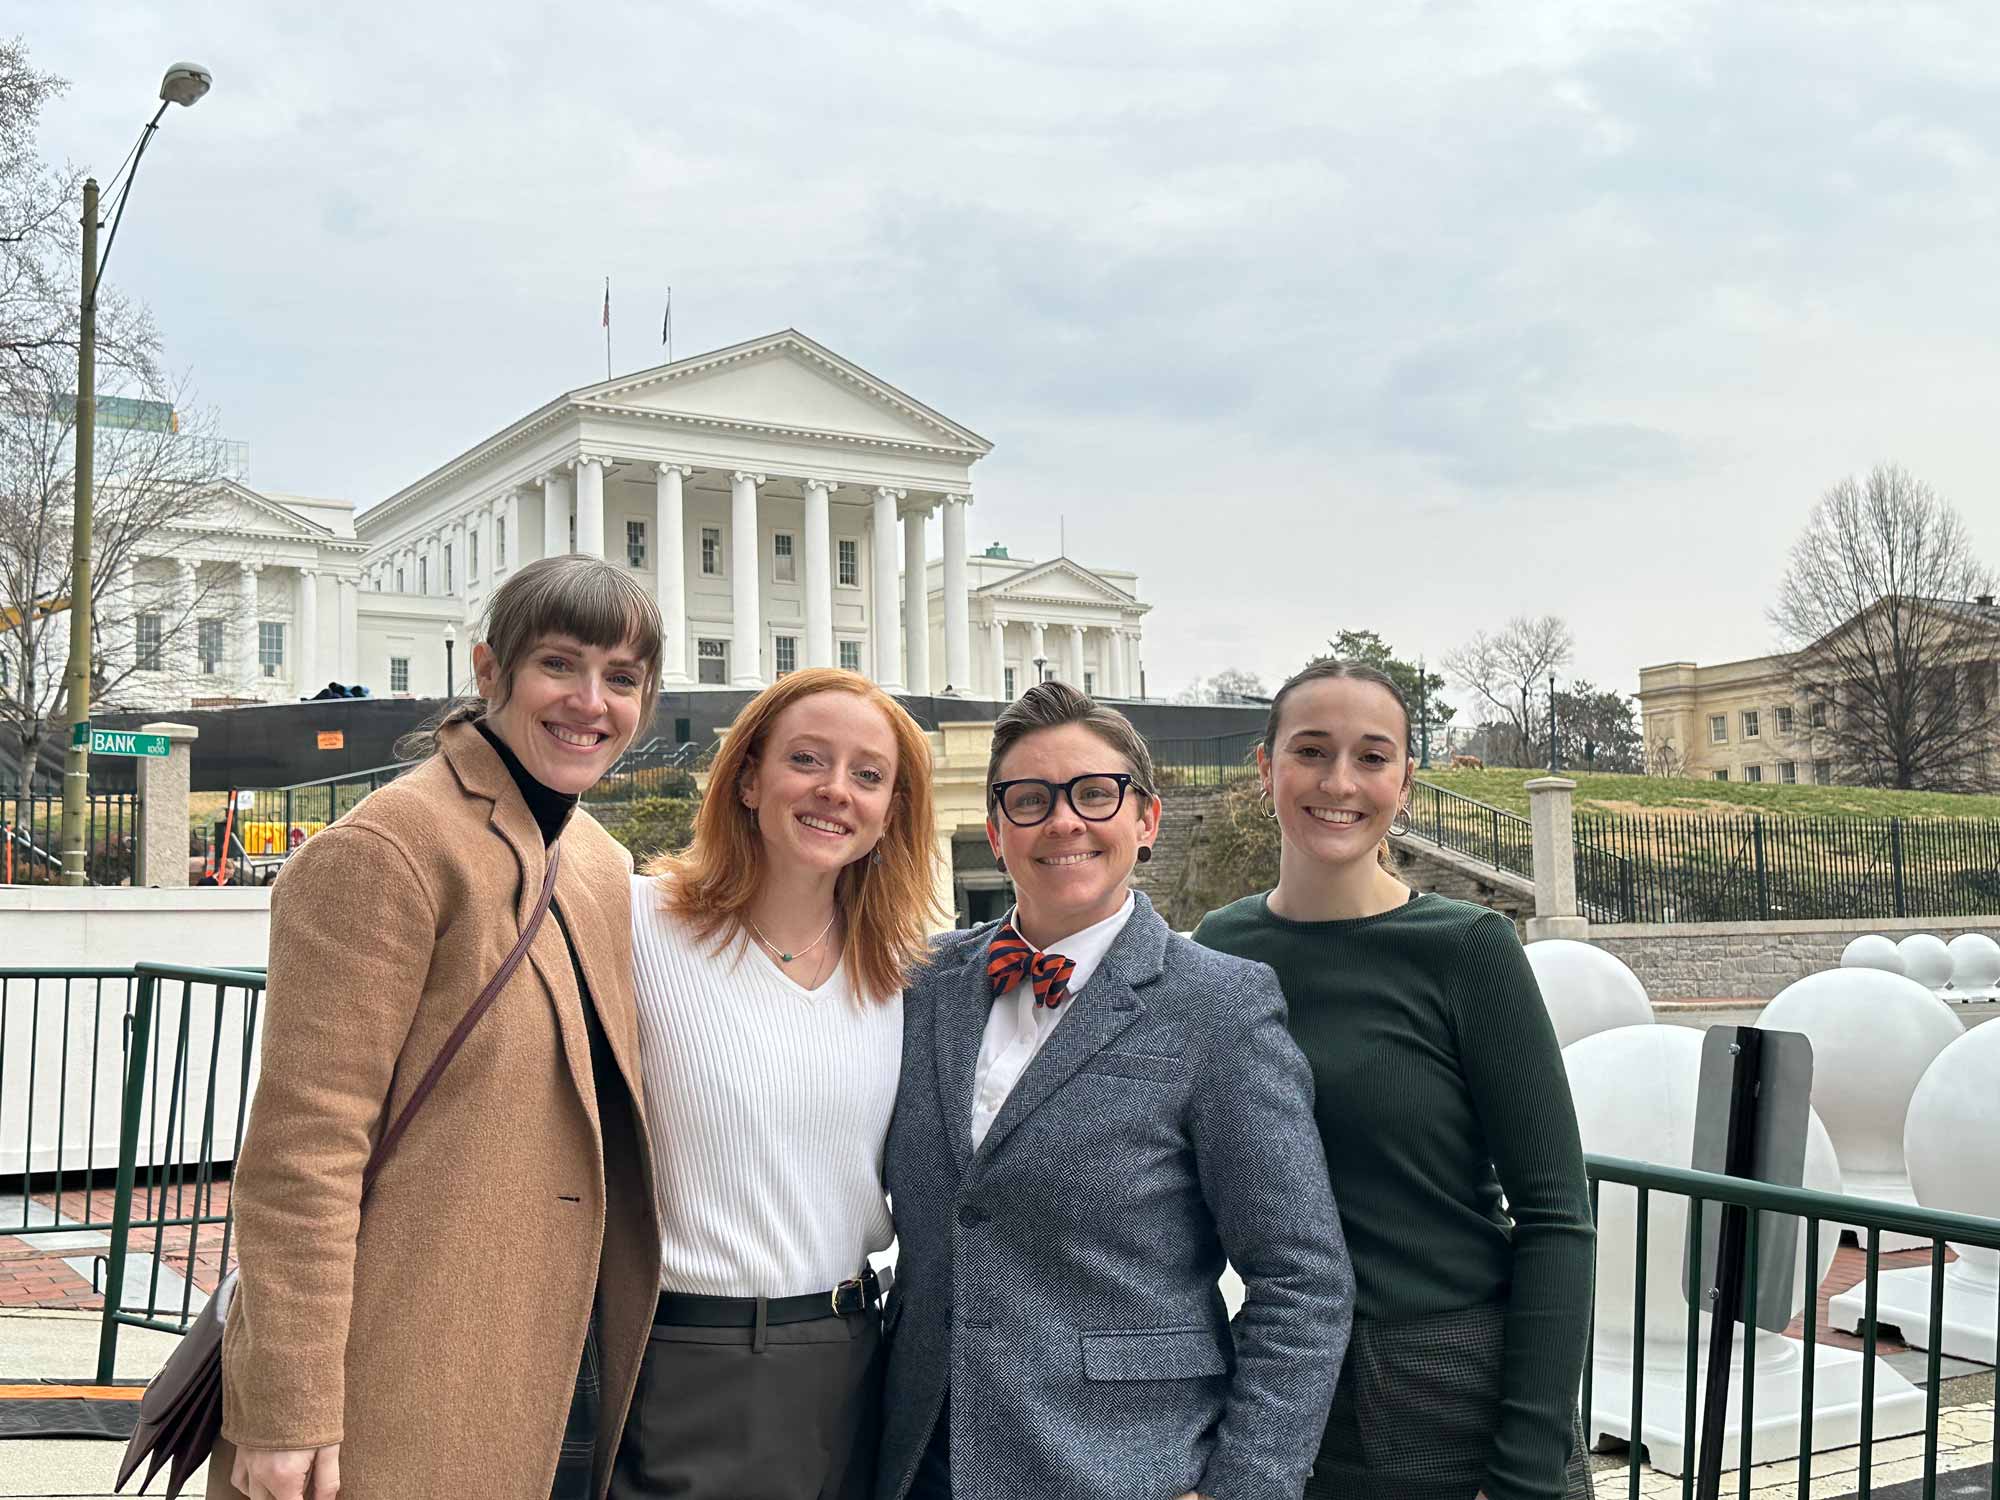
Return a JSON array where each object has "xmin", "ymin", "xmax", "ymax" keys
[
  {"xmin": 837, "ymin": 538, "xmax": 859, "ymax": 588},
  {"xmin": 626, "ymin": 519, "xmax": 647, "ymax": 569},
  {"xmin": 1712, "ymin": 769, "xmax": 1729, "ymax": 782},
  {"xmin": 136, "ymin": 613, "xmax": 163, "ymax": 672},
  {"xmin": 444, "ymin": 544, "xmax": 454, "ymax": 595},
  {"xmin": 1780, "ymin": 761, "xmax": 1797, "ymax": 783},
  {"xmin": 198, "ymin": 618, "xmax": 224, "ymax": 674},
  {"xmin": 701, "ymin": 527, "xmax": 722, "ymax": 577},
  {"xmin": 774, "ymin": 533, "xmax": 796, "ymax": 583},
  {"xmin": 1084, "ymin": 672, "xmax": 1096, "ymax": 695},
  {"xmin": 697, "ymin": 638, "xmax": 728, "ymax": 686},
  {"xmin": 389, "ymin": 656, "xmax": 410, "ymax": 693},
  {"xmin": 838, "ymin": 640, "xmax": 862, "ymax": 673},
  {"xmin": 1741, "ymin": 709, "xmax": 1759, "ymax": 739},
  {"xmin": 418, "ymin": 556, "xmax": 428, "ymax": 594},
  {"xmin": 1708, "ymin": 714, "xmax": 1727, "ymax": 744},
  {"xmin": 1814, "ymin": 758, "xmax": 1833, "ymax": 785},
  {"xmin": 395, "ymin": 567, "xmax": 405, "ymax": 593},
  {"xmin": 569, "ymin": 513, "xmax": 576, "ymax": 550},
  {"xmin": 1810, "ymin": 701, "xmax": 1827, "ymax": 729},
  {"xmin": 1776, "ymin": 705, "xmax": 1794, "ymax": 735},
  {"xmin": 1004, "ymin": 667, "xmax": 1016, "ymax": 699},
  {"xmin": 496, "ymin": 515, "xmax": 507, "ymax": 568},
  {"xmin": 1746, "ymin": 764, "xmax": 1762, "ymax": 783},
  {"xmin": 774, "ymin": 635, "xmax": 797, "ymax": 676},
  {"xmin": 469, "ymin": 529, "xmax": 479, "ymax": 579},
  {"xmin": 259, "ymin": 622, "xmax": 285, "ymax": 677}
]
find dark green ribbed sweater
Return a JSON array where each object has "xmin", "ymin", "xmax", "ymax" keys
[{"xmin": 1192, "ymin": 891, "xmax": 1593, "ymax": 1500}]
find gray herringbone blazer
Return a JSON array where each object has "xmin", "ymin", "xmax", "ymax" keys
[{"xmin": 878, "ymin": 894, "xmax": 1354, "ymax": 1500}]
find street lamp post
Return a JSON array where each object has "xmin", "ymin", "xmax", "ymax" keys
[
  {"xmin": 1417, "ymin": 656, "xmax": 1431, "ymax": 770},
  {"xmin": 443, "ymin": 624, "xmax": 457, "ymax": 697},
  {"xmin": 60, "ymin": 63, "xmax": 212, "ymax": 885},
  {"xmin": 1548, "ymin": 673, "xmax": 1559, "ymax": 772},
  {"xmin": 1032, "ymin": 655, "xmax": 1048, "ymax": 685}
]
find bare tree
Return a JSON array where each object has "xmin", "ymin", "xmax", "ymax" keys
[
  {"xmin": 1174, "ymin": 667, "xmax": 1268, "ymax": 705},
  {"xmin": 1645, "ymin": 733, "xmax": 1689, "ymax": 779},
  {"xmin": 1, "ymin": 40, "xmax": 231, "ymax": 792},
  {"xmin": 1769, "ymin": 464, "xmax": 2000, "ymax": 792},
  {"xmin": 1443, "ymin": 615, "xmax": 1574, "ymax": 767}
]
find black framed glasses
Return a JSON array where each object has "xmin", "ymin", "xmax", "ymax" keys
[{"xmin": 989, "ymin": 772, "xmax": 1148, "ymax": 827}]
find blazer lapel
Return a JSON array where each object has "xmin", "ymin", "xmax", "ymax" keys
[
  {"xmin": 932, "ymin": 939, "xmax": 995, "ymax": 1175},
  {"xmin": 967, "ymin": 894, "xmax": 1170, "ymax": 1169}
]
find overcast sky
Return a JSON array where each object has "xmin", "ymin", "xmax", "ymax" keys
[{"xmin": 32, "ymin": 0, "xmax": 2000, "ymax": 702}]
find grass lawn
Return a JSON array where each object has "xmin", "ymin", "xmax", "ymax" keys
[{"xmin": 1416, "ymin": 767, "xmax": 2000, "ymax": 820}]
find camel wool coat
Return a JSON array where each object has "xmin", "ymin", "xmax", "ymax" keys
[{"xmin": 211, "ymin": 723, "xmax": 661, "ymax": 1500}]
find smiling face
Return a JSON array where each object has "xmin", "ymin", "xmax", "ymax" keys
[
  {"xmin": 1259, "ymin": 675, "xmax": 1415, "ymax": 872},
  {"xmin": 475, "ymin": 633, "xmax": 648, "ymax": 796},
  {"xmin": 988, "ymin": 722, "xmax": 1161, "ymax": 944},
  {"xmin": 738, "ymin": 690, "xmax": 900, "ymax": 879}
]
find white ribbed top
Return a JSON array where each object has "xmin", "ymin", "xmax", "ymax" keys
[{"xmin": 629, "ymin": 875, "xmax": 902, "ymax": 1297}]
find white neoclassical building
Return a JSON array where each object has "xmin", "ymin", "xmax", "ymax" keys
[
  {"xmin": 96, "ymin": 331, "xmax": 1151, "ymax": 713},
  {"xmin": 349, "ymin": 329, "xmax": 1149, "ymax": 701}
]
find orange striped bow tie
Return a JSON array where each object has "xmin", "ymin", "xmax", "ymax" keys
[{"xmin": 986, "ymin": 922, "xmax": 1077, "ymax": 1009}]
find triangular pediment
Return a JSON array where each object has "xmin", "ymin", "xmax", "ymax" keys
[
  {"xmin": 977, "ymin": 557, "xmax": 1138, "ymax": 608},
  {"xmin": 183, "ymin": 481, "xmax": 335, "ymax": 540},
  {"xmin": 574, "ymin": 331, "xmax": 992, "ymax": 454}
]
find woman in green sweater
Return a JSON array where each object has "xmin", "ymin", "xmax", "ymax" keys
[{"xmin": 1193, "ymin": 658, "xmax": 1595, "ymax": 1500}]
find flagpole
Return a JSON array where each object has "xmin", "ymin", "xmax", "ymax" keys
[
  {"xmin": 663, "ymin": 285, "xmax": 673, "ymax": 362},
  {"xmin": 604, "ymin": 276, "xmax": 612, "ymax": 380}
]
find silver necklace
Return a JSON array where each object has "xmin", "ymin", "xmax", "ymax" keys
[{"xmin": 744, "ymin": 909, "xmax": 839, "ymax": 965}]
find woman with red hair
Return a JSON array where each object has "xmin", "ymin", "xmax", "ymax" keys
[{"xmin": 616, "ymin": 668, "xmax": 943, "ymax": 1500}]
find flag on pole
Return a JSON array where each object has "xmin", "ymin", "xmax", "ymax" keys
[
  {"xmin": 661, "ymin": 286, "xmax": 673, "ymax": 354},
  {"xmin": 602, "ymin": 277, "xmax": 610, "ymax": 329}
]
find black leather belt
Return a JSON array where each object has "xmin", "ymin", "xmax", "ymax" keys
[{"xmin": 654, "ymin": 1266, "xmax": 882, "ymax": 1328}]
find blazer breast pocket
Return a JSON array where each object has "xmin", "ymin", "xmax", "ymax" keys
[
  {"xmin": 1080, "ymin": 1325, "xmax": 1232, "ymax": 1382},
  {"xmin": 1079, "ymin": 1051, "xmax": 1184, "ymax": 1084}
]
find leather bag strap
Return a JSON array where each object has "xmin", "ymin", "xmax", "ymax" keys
[{"xmin": 359, "ymin": 842, "xmax": 563, "ymax": 1199}]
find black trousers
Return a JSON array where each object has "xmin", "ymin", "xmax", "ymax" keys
[{"xmin": 609, "ymin": 1307, "xmax": 882, "ymax": 1500}]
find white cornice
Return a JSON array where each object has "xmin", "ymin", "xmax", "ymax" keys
[{"xmin": 358, "ymin": 329, "xmax": 992, "ymax": 536}]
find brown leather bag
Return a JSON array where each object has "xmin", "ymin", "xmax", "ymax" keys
[{"xmin": 115, "ymin": 845, "xmax": 563, "ymax": 1497}]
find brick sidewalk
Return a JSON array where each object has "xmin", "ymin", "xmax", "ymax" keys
[{"xmin": 0, "ymin": 1180, "xmax": 234, "ymax": 1311}]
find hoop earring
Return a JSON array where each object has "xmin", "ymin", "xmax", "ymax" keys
[
  {"xmin": 1389, "ymin": 805, "xmax": 1411, "ymax": 838},
  {"xmin": 1261, "ymin": 793, "xmax": 1279, "ymax": 821}
]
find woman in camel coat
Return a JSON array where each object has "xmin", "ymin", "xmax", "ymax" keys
[{"xmin": 212, "ymin": 556, "xmax": 664, "ymax": 1500}]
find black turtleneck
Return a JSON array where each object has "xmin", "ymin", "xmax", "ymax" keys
[{"xmin": 475, "ymin": 719, "xmax": 578, "ymax": 849}]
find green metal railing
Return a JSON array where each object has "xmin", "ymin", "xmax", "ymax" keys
[
  {"xmin": 1147, "ymin": 731, "xmax": 1262, "ymax": 788},
  {"xmin": 0, "ymin": 969, "xmax": 144, "ymax": 1221},
  {"xmin": 90, "ymin": 964, "xmax": 264, "ymax": 1380},
  {"xmin": 1584, "ymin": 1154, "xmax": 2000, "ymax": 1500},
  {"xmin": 1408, "ymin": 778, "xmax": 1536, "ymax": 877}
]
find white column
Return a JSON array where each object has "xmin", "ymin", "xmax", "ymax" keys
[
  {"xmin": 575, "ymin": 456, "xmax": 607, "ymax": 558},
  {"xmin": 903, "ymin": 506, "xmax": 929, "ymax": 695},
  {"xmin": 1069, "ymin": 623, "xmax": 1086, "ymax": 688},
  {"xmin": 1128, "ymin": 632, "xmax": 1142, "ymax": 698},
  {"xmin": 1029, "ymin": 620, "xmax": 1047, "ymax": 683},
  {"xmin": 336, "ymin": 579, "xmax": 358, "ymax": 681},
  {"xmin": 479, "ymin": 504, "xmax": 496, "ymax": 586},
  {"xmin": 543, "ymin": 472, "xmax": 571, "ymax": 558},
  {"xmin": 802, "ymin": 479, "xmax": 835, "ymax": 668},
  {"xmin": 107, "ymin": 556, "xmax": 136, "ymax": 678},
  {"xmin": 941, "ymin": 494, "xmax": 970, "ymax": 693},
  {"xmin": 237, "ymin": 562, "xmax": 261, "ymax": 695},
  {"xmin": 175, "ymin": 561, "xmax": 198, "ymax": 681},
  {"xmin": 871, "ymin": 487, "xmax": 905, "ymax": 689},
  {"xmin": 502, "ymin": 490, "xmax": 519, "ymax": 573},
  {"xmin": 656, "ymin": 465, "xmax": 692, "ymax": 685},
  {"xmin": 987, "ymin": 617, "xmax": 1007, "ymax": 699},
  {"xmin": 297, "ymin": 568, "xmax": 319, "ymax": 690},
  {"xmin": 731, "ymin": 471, "xmax": 766, "ymax": 688}
]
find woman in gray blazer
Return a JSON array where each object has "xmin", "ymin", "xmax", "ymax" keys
[{"xmin": 879, "ymin": 682, "xmax": 1354, "ymax": 1500}]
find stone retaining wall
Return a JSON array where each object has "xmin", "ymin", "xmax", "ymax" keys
[{"xmin": 1590, "ymin": 914, "xmax": 2000, "ymax": 999}]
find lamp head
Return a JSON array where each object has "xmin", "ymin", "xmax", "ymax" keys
[
  {"xmin": 442, "ymin": 624, "xmax": 458, "ymax": 644},
  {"xmin": 159, "ymin": 63, "xmax": 212, "ymax": 108}
]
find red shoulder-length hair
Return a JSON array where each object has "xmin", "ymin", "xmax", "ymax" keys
[{"xmin": 644, "ymin": 668, "xmax": 944, "ymax": 1001}]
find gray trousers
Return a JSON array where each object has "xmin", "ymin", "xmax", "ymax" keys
[{"xmin": 609, "ymin": 1308, "xmax": 882, "ymax": 1500}]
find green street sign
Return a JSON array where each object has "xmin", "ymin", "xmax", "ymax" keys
[{"xmin": 85, "ymin": 729, "xmax": 172, "ymax": 759}]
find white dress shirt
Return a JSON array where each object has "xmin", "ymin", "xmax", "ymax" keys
[{"xmin": 969, "ymin": 892, "xmax": 1137, "ymax": 1149}]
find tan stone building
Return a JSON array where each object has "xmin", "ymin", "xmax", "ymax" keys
[{"xmin": 1636, "ymin": 655, "xmax": 1838, "ymax": 785}]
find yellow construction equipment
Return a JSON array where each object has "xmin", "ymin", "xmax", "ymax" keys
[{"xmin": 0, "ymin": 596, "xmax": 70, "ymax": 632}]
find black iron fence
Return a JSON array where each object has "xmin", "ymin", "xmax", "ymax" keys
[
  {"xmin": 1408, "ymin": 778, "xmax": 1536, "ymax": 879},
  {"xmin": 1575, "ymin": 812, "xmax": 2000, "ymax": 924},
  {"xmin": 1, "ymin": 791, "xmax": 140, "ymax": 885},
  {"xmin": 1147, "ymin": 731, "xmax": 1262, "ymax": 789}
]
